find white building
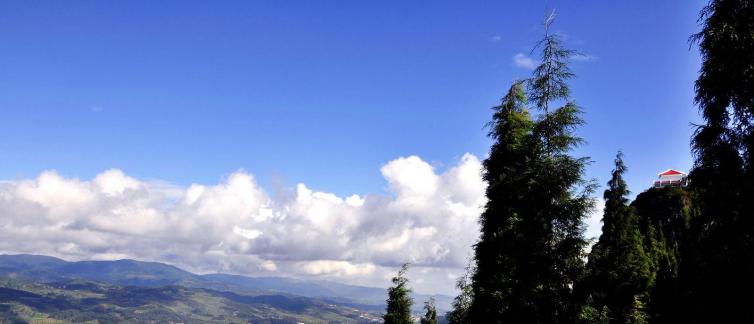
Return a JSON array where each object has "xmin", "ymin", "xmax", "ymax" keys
[{"xmin": 653, "ymin": 169, "xmax": 688, "ymax": 188}]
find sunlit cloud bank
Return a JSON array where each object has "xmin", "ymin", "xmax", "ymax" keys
[{"xmin": 0, "ymin": 154, "xmax": 486, "ymax": 294}]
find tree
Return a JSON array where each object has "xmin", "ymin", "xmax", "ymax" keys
[
  {"xmin": 578, "ymin": 299, "xmax": 609, "ymax": 324},
  {"xmin": 630, "ymin": 187, "xmax": 693, "ymax": 323},
  {"xmin": 420, "ymin": 297, "xmax": 438, "ymax": 324},
  {"xmin": 684, "ymin": 0, "xmax": 754, "ymax": 322},
  {"xmin": 470, "ymin": 12, "xmax": 593, "ymax": 323},
  {"xmin": 580, "ymin": 152, "xmax": 652, "ymax": 324},
  {"xmin": 384, "ymin": 263, "xmax": 413, "ymax": 324},
  {"xmin": 468, "ymin": 78, "xmax": 533, "ymax": 322},
  {"xmin": 524, "ymin": 16, "xmax": 594, "ymax": 321},
  {"xmin": 446, "ymin": 260, "xmax": 474, "ymax": 324},
  {"xmin": 625, "ymin": 297, "xmax": 648, "ymax": 324},
  {"xmin": 529, "ymin": 11, "xmax": 575, "ymax": 156}
]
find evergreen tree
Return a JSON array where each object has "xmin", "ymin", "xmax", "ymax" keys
[
  {"xmin": 420, "ymin": 297, "xmax": 438, "ymax": 324},
  {"xmin": 525, "ymin": 17, "xmax": 594, "ymax": 322},
  {"xmin": 384, "ymin": 263, "xmax": 413, "ymax": 324},
  {"xmin": 446, "ymin": 260, "xmax": 474, "ymax": 324},
  {"xmin": 528, "ymin": 12, "xmax": 575, "ymax": 156},
  {"xmin": 470, "ymin": 13, "xmax": 593, "ymax": 323},
  {"xmin": 684, "ymin": 1, "xmax": 754, "ymax": 322},
  {"xmin": 578, "ymin": 299, "xmax": 609, "ymax": 324},
  {"xmin": 468, "ymin": 78, "xmax": 533, "ymax": 322},
  {"xmin": 581, "ymin": 152, "xmax": 652, "ymax": 324},
  {"xmin": 625, "ymin": 297, "xmax": 648, "ymax": 324},
  {"xmin": 630, "ymin": 187, "xmax": 693, "ymax": 323}
]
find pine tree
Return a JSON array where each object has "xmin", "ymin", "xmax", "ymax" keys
[
  {"xmin": 470, "ymin": 12, "xmax": 593, "ymax": 323},
  {"xmin": 684, "ymin": 1, "xmax": 754, "ymax": 322},
  {"xmin": 420, "ymin": 297, "xmax": 438, "ymax": 324},
  {"xmin": 384, "ymin": 263, "xmax": 413, "ymax": 324},
  {"xmin": 581, "ymin": 152, "xmax": 652, "ymax": 324}
]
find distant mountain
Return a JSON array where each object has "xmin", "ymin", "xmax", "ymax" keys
[
  {"xmin": 0, "ymin": 277, "xmax": 381, "ymax": 323},
  {"xmin": 0, "ymin": 254, "xmax": 71, "ymax": 283},
  {"xmin": 203, "ymin": 274, "xmax": 385, "ymax": 304},
  {"xmin": 203, "ymin": 273, "xmax": 453, "ymax": 312},
  {"xmin": 0, "ymin": 254, "xmax": 199, "ymax": 287},
  {"xmin": 55, "ymin": 259, "xmax": 200, "ymax": 286},
  {"xmin": 0, "ymin": 254, "xmax": 67, "ymax": 269},
  {"xmin": 0, "ymin": 254, "xmax": 452, "ymax": 314}
]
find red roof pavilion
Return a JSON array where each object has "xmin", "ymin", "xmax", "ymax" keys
[{"xmin": 658, "ymin": 169, "xmax": 684, "ymax": 176}]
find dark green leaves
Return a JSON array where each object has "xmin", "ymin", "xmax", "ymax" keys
[
  {"xmin": 469, "ymin": 13, "xmax": 592, "ymax": 323},
  {"xmin": 685, "ymin": 0, "xmax": 754, "ymax": 322},
  {"xmin": 384, "ymin": 263, "xmax": 413, "ymax": 324},
  {"xmin": 580, "ymin": 153, "xmax": 652, "ymax": 324}
]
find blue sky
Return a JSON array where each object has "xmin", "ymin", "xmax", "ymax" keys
[
  {"xmin": 0, "ymin": 1, "xmax": 707, "ymax": 294},
  {"xmin": 1, "ymin": 1, "xmax": 703, "ymax": 196}
]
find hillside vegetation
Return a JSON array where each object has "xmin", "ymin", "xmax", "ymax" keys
[{"xmin": 0, "ymin": 255, "xmax": 385, "ymax": 323}]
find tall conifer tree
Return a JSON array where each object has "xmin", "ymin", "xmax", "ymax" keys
[
  {"xmin": 469, "ymin": 79, "xmax": 533, "ymax": 322},
  {"xmin": 684, "ymin": 0, "xmax": 754, "ymax": 322},
  {"xmin": 470, "ymin": 13, "xmax": 593, "ymax": 323},
  {"xmin": 384, "ymin": 263, "xmax": 414, "ymax": 324},
  {"xmin": 581, "ymin": 152, "xmax": 652, "ymax": 323}
]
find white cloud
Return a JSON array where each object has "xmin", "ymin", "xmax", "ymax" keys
[
  {"xmin": 571, "ymin": 53, "xmax": 598, "ymax": 62},
  {"xmin": 381, "ymin": 155, "xmax": 440, "ymax": 208},
  {"xmin": 0, "ymin": 155, "xmax": 607, "ymax": 294},
  {"xmin": 512, "ymin": 53, "xmax": 536, "ymax": 69},
  {"xmin": 489, "ymin": 35, "xmax": 502, "ymax": 42},
  {"xmin": 0, "ymin": 154, "xmax": 488, "ymax": 295},
  {"xmin": 260, "ymin": 260, "xmax": 278, "ymax": 272},
  {"xmin": 299, "ymin": 260, "xmax": 376, "ymax": 276},
  {"xmin": 233, "ymin": 226, "xmax": 263, "ymax": 240}
]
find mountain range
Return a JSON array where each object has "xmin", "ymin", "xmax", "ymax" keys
[{"xmin": 0, "ymin": 254, "xmax": 451, "ymax": 323}]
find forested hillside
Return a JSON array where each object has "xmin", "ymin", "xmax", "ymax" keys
[
  {"xmin": 0, "ymin": 255, "xmax": 387, "ymax": 323},
  {"xmin": 0, "ymin": 277, "xmax": 379, "ymax": 323}
]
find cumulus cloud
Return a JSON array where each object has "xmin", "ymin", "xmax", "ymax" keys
[
  {"xmin": 0, "ymin": 154, "xmax": 487, "ymax": 294},
  {"xmin": 512, "ymin": 53, "xmax": 537, "ymax": 69}
]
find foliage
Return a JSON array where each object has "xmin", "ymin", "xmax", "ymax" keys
[
  {"xmin": 468, "ymin": 78, "xmax": 533, "ymax": 322},
  {"xmin": 629, "ymin": 187, "xmax": 693, "ymax": 323},
  {"xmin": 578, "ymin": 301, "xmax": 609, "ymax": 324},
  {"xmin": 384, "ymin": 263, "xmax": 414, "ymax": 324},
  {"xmin": 625, "ymin": 296, "xmax": 648, "ymax": 324},
  {"xmin": 684, "ymin": 0, "xmax": 754, "ymax": 322},
  {"xmin": 528, "ymin": 10, "xmax": 576, "ymax": 156},
  {"xmin": 446, "ymin": 260, "xmax": 474, "ymax": 324},
  {"xmin": 469, "ymin": 12, "xmax": 593, "ymax": 323},
  {"xmin": 420, "ymin": 297, "xmax": 438, "ymax": 324},
  {"xmin": 581, "ymin": 153, "xmax": 652, "ymax": 323}
]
